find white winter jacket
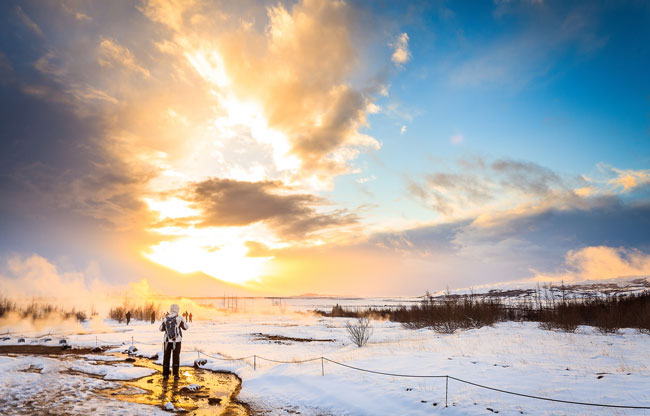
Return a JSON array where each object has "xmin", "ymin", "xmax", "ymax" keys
[{"xmin": 159, "ymin": 304, "xmax": 189, "ymax": 342}]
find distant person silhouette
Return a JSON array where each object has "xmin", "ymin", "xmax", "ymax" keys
[
  {"xmin": 151, "ymin": 310, "xmax": 156, "ymax": 324},
  {"xmin": 160, "ymin": 304, "xmax": 189, "ymax": 378},
  {"xmin": 125, "ymin": 311, "xmax": 131, "ymax": 325},
  {"xmin": 189, "ymin": 313, "xmax": 192, "ymax": 323}
]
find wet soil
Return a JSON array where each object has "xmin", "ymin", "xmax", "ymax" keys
[
  {"xmin": 0, "ymin": 345, "xmax": 95, "ymax": 355},
  {"xmin": 251, "ymin": 333, "xmax": 335, "ymax": 343}
]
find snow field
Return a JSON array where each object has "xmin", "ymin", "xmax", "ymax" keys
[{"xmin": 2, "ymin": 314, "xmax": 650, "ymax": 415}]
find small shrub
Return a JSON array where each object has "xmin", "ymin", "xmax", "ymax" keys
[
  {"xmin": 108, "ymin": 301, "xmax": 161, "ymax": 323},
  {"xmin": 0, "ymin": 297, "xmax": 17, "ymax": 317},
  {"xmin": 74, "ymin": 310, "xmax": 88, "ymax": 322},
  {"xmin": 0, "ymin": 297, "xmax": 87, "ymax": 322},
  {"xmin": 346, "ymin": 316, "xmax": 373, "ymax": 347},
  {"xmin": 109, "ymin": 305, "xmax": 127, "ymax": 323}
]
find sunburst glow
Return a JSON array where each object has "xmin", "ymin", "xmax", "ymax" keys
[{"xmin": 144, "ymin": 225, "xmax": 274, "ymax": 284}]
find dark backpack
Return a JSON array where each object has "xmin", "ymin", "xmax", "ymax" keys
[{"xmin": 164, "ymin": 316, "xmax": 179, "ymax": 341}]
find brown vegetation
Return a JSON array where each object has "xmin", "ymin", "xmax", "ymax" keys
[
  {"xmin": 108, "ymin": 301, "xmax": 161, "ymax": 323},
  {"xmin": 0, "ymin": 296, "xmax": 87, "ymax": 322},
  {"xmin": 317, "ymin": 288, "xmax": 650, "ymax": 335},
  {"xmin": 346, "ymin": 316, "xmax": 373, "ymax": 347},
  {"xmin": 251, "ymin": 333, "xmax": 336, "ymax": 343},
  {"xmin": 0, "ymin": 345, "xmax": 95, "ymax": 355}
]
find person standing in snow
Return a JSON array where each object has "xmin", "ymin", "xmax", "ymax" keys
[
  {"xmin": 189, "ymin": 313, "xmax": 192, "ymax": 323},
  {"xmin": 159, "ymin": 304, "xmax": 189, "ymax": 378},
  {"xmin": 150, "ymin": 310, "xmax": 156, "ymax": 324},
  {"xmin": 125, "ymin": 311, "xmax": 131, "ymax": 325}
]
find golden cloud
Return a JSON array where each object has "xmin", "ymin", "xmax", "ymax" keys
[
  {"xmin": 391, "ymin": 32, "xmax": 411, "ymax": 66},
  {"xmin": 98, "ymin": 38, "xmax": 151, "ymax": 79},
  {"xmin": 533, "ymin": 246, "xmax": 650, "ymax": 282}
]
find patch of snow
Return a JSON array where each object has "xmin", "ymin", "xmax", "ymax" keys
[
  {"xmin": 69, "ymin": 361, "xmax": 156, "ymax": 381},
  {"xmin": 180, "ymin": 383, "xmax": 202, "ymax": 392},
  {"xmin": 81, "ymin": 354, "xmax": 123, "ymax": 362}
]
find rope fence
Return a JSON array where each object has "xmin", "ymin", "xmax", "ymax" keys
[
  {"xmin": 2, "ymin": 332, "xmax": 649, "ymax": 410},
  {"xmin": 189, "ymin": 349, "xmax": 650, "ymax": 410}
]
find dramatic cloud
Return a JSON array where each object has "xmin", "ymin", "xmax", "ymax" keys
[
  {"xmin": 345, "ymin": 196, "xmax": 650, "ymax": 292},
  {"xmin": 189, "ymin": 178, "xmax": 358, "ymax": 238},
  {"xmin": 134, "ymin": 0, "xmax": 390, "ymax": 188},
  {"xmin": 533, "ymin": 246, "xmax": 650, "ymax": 282},
  {"xmin": 1, "ymin": 0, "xmax": 401, "ymax": 246},
  {"xmin": 407, "ymin": 157, "xmax": 580, "ymax": 218},
  {"xmin": 2, "ymin": 1, "xmax": 648, "ymax": 295}
]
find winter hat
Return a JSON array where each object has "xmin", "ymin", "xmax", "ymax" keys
[{"xmin": 169, "ymin": 304, "xmax": 180, "ymax": 315}]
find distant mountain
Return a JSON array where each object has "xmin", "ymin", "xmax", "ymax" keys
[
  {"xmin": 291, "ymin": 293, "xmax": 344, "ymax": 298},
  {"xmin": 435, "ymin": 277, "xmax": 650, "ymax": 301}
]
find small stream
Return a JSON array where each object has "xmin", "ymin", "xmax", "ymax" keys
[
  {"xmin": 0, "ymin": 346, "xmax": 250, "ymax": 415},
  {"xmin": 99, "ymin": 355, "xmax": 249, "ymax": 415}
]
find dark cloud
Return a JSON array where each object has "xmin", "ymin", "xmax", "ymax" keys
[
  {"xmin": 491, "ymin": 159, "xmax": 565, "ymax": 195},
  {"xmin": 407, "ymin": 157, "xmax": 581, "ymax": 215},
  {"xmin": 189, "ymin": 178, "xmax": 358, "ymax": 238},
  {"xmin": 460, "ymin": 197, "xmax": 650, "ymax": 250},
  {"xmin": 291, "ymin": 88, "xmax": 367, "ymax": 172},
  {"xmin": 365, "ymin": 195, "xmax": 650, "ymax": 288},
  {"xmin": 0, "ymin": 2, "xmax": 155, "ymax": 230},
  {"xmin": 0, "ymin": 82, "xmax": 153, "ymax": 230},
  {"xmin": 369, "ymin": 220, "xmax": 469, "ymax": 255}
]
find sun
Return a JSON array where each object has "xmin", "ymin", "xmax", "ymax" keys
[
  {"xmin": 144, "ymin": 235, "xmax": 270, "ymax": 285},
  {"xmin": 143, "ymin": 199, "xmax": 275, "ymax": 284},
  {"xmin": 138, "ymin": 49, "xmax": 298, "ymax": 285}
]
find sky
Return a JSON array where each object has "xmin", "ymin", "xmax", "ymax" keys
[{"xmin": 1, "ymin": 0, "xmax": 649, "ymax": 298}]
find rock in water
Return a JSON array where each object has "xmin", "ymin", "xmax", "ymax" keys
[
  {"xmin": 127, "ymin": 345, "xmax": 138, "ymax": 354},
  {"xmin": 180, "ymin": 384, "xmax": 202, "ymax": 392},
  {"xmin": 164, "ymin": 402, "xmax": 174, "ymax": 411}
]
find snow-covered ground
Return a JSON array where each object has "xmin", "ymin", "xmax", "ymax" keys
[
  {"xmin": 1, "ymin": 313, "xmax": 650, "ymax": 415},
  {"xmin": 0, "ymin": 355, "xmax": 167, "ymax": 415}
]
